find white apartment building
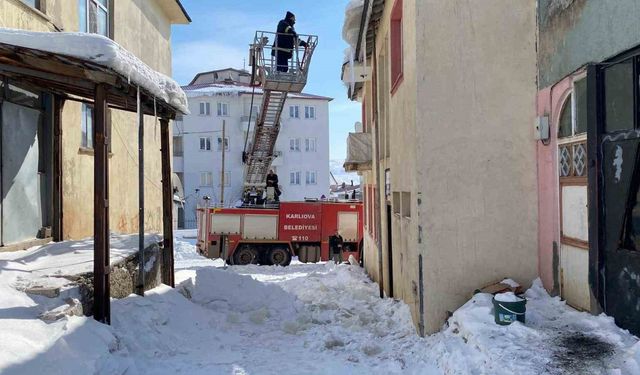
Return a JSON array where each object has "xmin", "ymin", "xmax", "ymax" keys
[{"xmin": 173, "ymin": 68, "xmax": 331, "ymax": 228}]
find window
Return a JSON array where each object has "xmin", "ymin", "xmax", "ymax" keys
[
  {"xmin": 218, "ymin": 172, "xmax": 230, "ymax": 187},
  {"xmin": 558, "ymin": 77, "xmax": 588, "ymax": 179},
  {"xmin": 390, "ymin": 0, "xmax": 404, "ymax": 94},
  {"xmin": 173, "ymin": 136, "xmax": 184, "ymax": 156},
  {"xmin": 199, "ymin": 137, "xmax": 211, "ymax": 151},
  {"xmin": 21, "ymin": 0, "xmax": 41, "ymax": 10},
  {"xmin": 217, "ymin": 137, "xmax": 229, "ymax": 151},
  {"xmin": 558, "ymin": 78, "xmax": 588, "ymax": 139},
  {"xmin": 289, "ymin": 138, "xmax": 301, "ymax": 152},
  {"xmin": 200, "ymin": 172, "xmax": 213, "ymax": 187},
  {"xmin": 305, "ymin": 138, "xmax": 317, "ymax": 152},
  {"xmin": 304, "ymin": 106, "xmax": 315, "ymax": 119},
  {"xmin": 574, "ymin": 78, "xmax": 587, "ymax": 134},
  {"xmin": 79, "ymin": 0, "xmax": 109, "ymax": 37},
  {"xmin": 217, "ymin": 102, "xmax": 229, "ymax": 116},
  {"xmin": 392, "ymin": 192, "xmax": 400, "ymax": 215},
  {"xmin": 604, "ymin": 60, "xmax": 634, "ymax": 133},
  {"xmin": 362, "ymin": 100, "xmax": 367, "ymax": 133},
  {"xmin": 251, "ymin": 105, "xmax": 259, "ymax": 117},
  {"xmin": 290, "ymin": 171, "xmax": 301, "ymax": 185},
  {"xmin": 7, "ymin": 80, "xmax": 40, "ymax": 108},
  {"xmin": 385, "ymin": 169, "xmax": 391, "ymax": 200},
  {"xmin": 306, "ymin": 171, "xmax": 317, "ymax": 185},
  {"xmin": 401, "ymin": 192, "xmax": 411, "ymax": 218},
  {"xmin": 199, "ymin": 102, "xmax": 211, "ymax": 116},
  {"xmin": 81, "ymin": 103, "xmax": 94, "ymax": 149},
  {"xmin": 80, "ymin": 103, "xmax": 111, "ymax": 151},
  {"xmin": 558, "ymin": 94, "xmax": 573, "ymax": 138},
  {"xmin": 289, "ymin": 105, "xmax": 299, "ymax": 118}
]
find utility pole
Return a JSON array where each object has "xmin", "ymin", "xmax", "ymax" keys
[{"xmin": 220, "ymin": 119, "xmax": 226, "ymax": 206}]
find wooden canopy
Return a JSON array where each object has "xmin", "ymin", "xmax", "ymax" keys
[{"xmin": 0, "ymin": 41, "xmax": 179, "ymax": 324}]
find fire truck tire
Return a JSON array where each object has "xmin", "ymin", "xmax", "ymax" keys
[
  {"xmin": 234, "ymin": 246, "xmax": 258, "ymax": 266},
  {"xmin": 268, "ymin": 247, "xmax": 291, "ymax": 267},
  {"xmin": 298, "ymin": 246, "xmax": 308, "ymax": 263}
]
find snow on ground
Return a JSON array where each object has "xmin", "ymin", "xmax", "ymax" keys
[{"xmin": 0, "ymin": 239, "xmax": 639, "ymax": 374}]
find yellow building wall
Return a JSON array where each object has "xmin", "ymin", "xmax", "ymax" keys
[
  {"xmin": 359, "ymin": 0, "xmax": 538, "ymax": 335},
  {"xmin": 2, "ymin": 0, "xmax": 175, "ymax": 239},
  {"xmin": 416, "ymin": 0, "xmax": 539, "ymax": 333}
]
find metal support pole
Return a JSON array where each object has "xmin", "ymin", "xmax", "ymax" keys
[
  {"xmin": 136, "ymin": 87, "xmax": 145, "ymax": 296},
  {"xmin": 93, "ymin": 84, "xmax": 110, "ymax": 324},
  {"xmin": 220, "ymin": 119, "xmax": 226, "ymax": 206},
  {"xmin": 160, "ymin": 118, "xmax": 175, "ymax": 287},
  {"xmin": 53, "ymin": 96, "xmax": 64, "ymax": 242}
]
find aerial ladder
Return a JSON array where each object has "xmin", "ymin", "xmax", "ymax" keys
[{"xmin": 241, "ymin": 31, "xmax": 318, "ymax": 206}]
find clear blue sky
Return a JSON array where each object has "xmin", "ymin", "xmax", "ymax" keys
[{"xmin": 171, "ymin": 0, "xmax": 361, "ymax": 160}]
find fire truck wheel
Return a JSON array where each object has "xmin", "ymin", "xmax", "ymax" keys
[
  {"xmin": 234, "ymin": 246, "xmax": 258, "ymax": 266},
  {"xmin": 268, "ymin": 247, "xmax": 291, "ymax": 267}
]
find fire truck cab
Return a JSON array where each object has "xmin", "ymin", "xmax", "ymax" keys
[{"xmin": 196, "ymin": 201, "xmax": 363, "ymax": 266}]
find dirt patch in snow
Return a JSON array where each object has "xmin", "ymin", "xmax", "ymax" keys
[{"xmin": 549, "ymin": 333, "xmax": 615, "ymax": 374}]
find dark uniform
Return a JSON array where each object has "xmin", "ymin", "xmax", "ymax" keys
[
  {"xmin": 329, "ymin": 232, "xmax": 344, "ymax": 264},
  {"xmin": 272, "ymin": 11, "xmax": 308, "ymax": 72},
  {"xmin": 266, "ymin": 171, "xmax": 281, "ymax": 200}
]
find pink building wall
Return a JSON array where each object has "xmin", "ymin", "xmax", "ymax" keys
[{"xmin": 536, "ymin": 77, "xmax": 573, "ymax": 293}]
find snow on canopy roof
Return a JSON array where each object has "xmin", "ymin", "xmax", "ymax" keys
[
  {"xmin": 0, "ymin": 28, "xmax": 189, "ymax": 114},
  {"xmin": 182, "ymin": 83, "xmax": 333, "ymax": 101}
]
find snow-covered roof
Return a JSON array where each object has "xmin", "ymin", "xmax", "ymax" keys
[
  {"xmin": 183, "ymin": 83, "xmax": 333, "ymax": 101},
  {"xmin": 0, "ymin": 28, "xmax": 188, "ymax": 114}
]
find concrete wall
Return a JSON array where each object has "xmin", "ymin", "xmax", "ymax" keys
[
  {"xmin": 0, "ymin": 0, "xmax": 74, "ymax": 32},
  {"xmin": 415, "ymin": 0, "xmax": 539, "ymax": 333},
  {"xmin": 3, "ymin": 0, "xmax": 179, "ymax": 239},
  {"xmin": 359, "ymin": 0, "xmax": 421, "ymax": 327},
  {"xmin": 538, "ymin": 0, "xmax": 640, "ymax": 88},
  {"xmin": 379, "ymin": 0, "xmax": 420, "ymax": 325}
]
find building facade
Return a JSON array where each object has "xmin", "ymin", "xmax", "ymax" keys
[
  {"xmin": 536, "ymin": 0, "xmax": 640, "ymax": 335},
  {"xmin": 174, "ymin": 68, "xmax": 331, "ymax": 228},
  {"xmin": 0, "ymin": 0, "xmax": 189, "ymax": 247},
  {"xmin": 342, "ymin": 0, "xmax": 539, "ymax": 335}
]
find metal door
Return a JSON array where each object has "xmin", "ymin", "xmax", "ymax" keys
[
  {"xmin": 1, "ymin": 101, "xmax": 43, "ymax": 245},
  {"xmin": 588, "ymin": 56, "xmax": 640, "ymax": 335}
]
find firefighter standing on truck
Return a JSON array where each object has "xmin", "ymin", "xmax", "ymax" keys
[
  {"xmin": 266, "ymin": 169, "xmax": 281, "ymax": 201},
  {"xmin": 272, "ymin": 11, "xmax": 308, "ymax": 72},
  {"xmin": 329, "ymin": 230, "xmax": 344, "ymax": 264}
]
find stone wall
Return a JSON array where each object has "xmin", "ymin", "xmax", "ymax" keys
[{"xmin": 72, "ymin": 242, "xmax": 163, "ymax": 316}]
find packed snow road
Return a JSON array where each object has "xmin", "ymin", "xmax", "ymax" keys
[{"xmin": 0, "ymin": 233, "xmax": 639, "ymax": 374}]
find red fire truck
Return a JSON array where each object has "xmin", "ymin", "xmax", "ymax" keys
[{"xmin": 196, "ymin": 201, "xmax": 363, "ymax": 266}]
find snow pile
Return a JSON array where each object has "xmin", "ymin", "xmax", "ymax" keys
[
  {"xmin": 494, "ymin": 291, "xmax": 524, "ymax": 302},
  {"xmin": 0, "ymin": 233, "xmax": 160, "ymax": 277},
  {"xmin": 1, "ymin": 239, "xmax": 639, "ymax": 374},
  {"xmin": 342, "ymin": 0, "xmax": 365, "ymax": 51},
  {"xmin": 500, "ymin": 278, "xmax": 521, "ymax": 288},
  {"xmin": 181, "ymin": 267, "xmax": 299, "ymax": 319},
  {"xmin": 421, "ymin": 279, "xmax": 640, "ymax": 374},
  {"xmin": 0, "ymin": 28, "xmax": 188, "ymax": 114}
]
